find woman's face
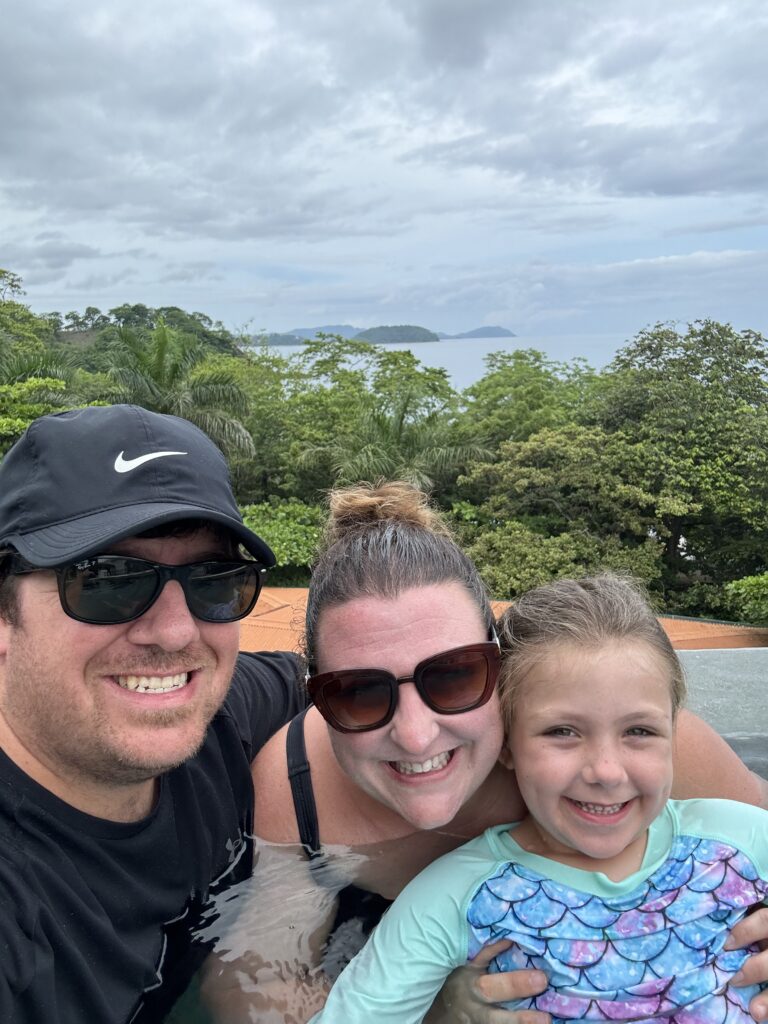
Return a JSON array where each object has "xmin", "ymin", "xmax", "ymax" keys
[{"xmin": 315, "ymin": 582, "xmax": 505, "ymax": 830}]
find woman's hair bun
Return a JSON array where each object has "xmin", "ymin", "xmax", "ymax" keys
[{"xmin": 323, "ymin": 481, "xmax": 451, "ymax": 548}]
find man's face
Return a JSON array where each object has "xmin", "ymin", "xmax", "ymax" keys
[{"xmin": 0, "ymin": 529, "xmax": 240, "ymax": 812}]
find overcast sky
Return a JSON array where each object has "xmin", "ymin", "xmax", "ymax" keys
[{"xmin": 3, "ymin": 0, "xmax": 767, "ymax": 344}]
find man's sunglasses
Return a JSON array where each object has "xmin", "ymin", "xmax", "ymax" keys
[
  {"xmin": 307, "ymin": 633, "xmax": 500, "ymax": 733},
  {"xmin": 5, "ymin": 554, "xmax": 266, "ymax": 625}
]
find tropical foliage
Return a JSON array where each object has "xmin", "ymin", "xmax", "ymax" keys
[{"xmin": 2, "ymin": 270, "xmax": 767, "ymax": 621}]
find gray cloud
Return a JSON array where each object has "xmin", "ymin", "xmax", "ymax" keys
[{"xmin": 1, "ymin": 0, "xmax": 766, "ymax": 333}]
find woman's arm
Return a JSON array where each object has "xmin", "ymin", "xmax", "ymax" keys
[{"xmin": 671, "ymin": 710, "xmax": 768, "ymax": 808}]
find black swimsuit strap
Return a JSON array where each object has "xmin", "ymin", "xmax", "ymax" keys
[
  {"xmin": 286, "ymin": 707, "xmax": 322, "ymax": 858},
  {"xmin": 286, "ymin": 709, "xmax": 394, "ymax": 943}
]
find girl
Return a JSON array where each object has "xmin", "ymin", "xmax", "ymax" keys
[{"xmin": 311, "ymin": 574, "xmax": 768, "ymax": 1023}]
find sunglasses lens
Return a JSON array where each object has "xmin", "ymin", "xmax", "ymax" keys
[
  {"xmin": 320, "ymin": 672, "xmax": 395, "ymax": 731},
  {"xmin": 420, "ymin": 649, "xmax": 494, "ymax": 712},
  {"xmin": 186, "ymin": 562, "xmax": 261, "ymax": 622},
  {"xmin": 61, "ymin": 558, "xmax": 262, "ymax": 624},
  {"xmin": 62, "ymin": 558, "xmax": 158, "ymax": 624}
]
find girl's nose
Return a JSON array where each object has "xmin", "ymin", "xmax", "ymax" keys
[{"xmin": 582, "ymin": 741, "xmax": 629, "ymax": 788}]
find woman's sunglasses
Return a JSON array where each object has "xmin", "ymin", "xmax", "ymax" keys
[
  {"xmin": 6, "ymin": 554, "xmax": 266, "ymax": 624},
  {"xmin": 307, "ymin": 633, "xmax": 500, "ymax": 733}
]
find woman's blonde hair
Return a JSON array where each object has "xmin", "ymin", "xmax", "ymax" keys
[
  {"xmin": 497, "ymin": 573, "xmax": 686, "ymax": 722},
  {"xmin": 305, "ymin": 481, "xmax": 493, "ymax": 667}
]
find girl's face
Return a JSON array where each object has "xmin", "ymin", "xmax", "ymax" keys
[
  {"xmin": 504, "ymin": 640, "xmax": 675, "ymax": 867},
  {"xmin": 314, "ymin": 583, "xmax": 505, "ymax": 831}
]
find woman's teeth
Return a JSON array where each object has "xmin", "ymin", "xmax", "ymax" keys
[
  {"xmin": 393, "ymin": 751, "xmax": 451, "ymax": 775},
  {"xmin": 116, "ymin": 673, "xmax": 189, "ymax": 693}
]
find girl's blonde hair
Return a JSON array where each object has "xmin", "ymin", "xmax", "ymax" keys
[{"xmin": 497, "ymin": 573, "xmax": 686, "ymax": 721}]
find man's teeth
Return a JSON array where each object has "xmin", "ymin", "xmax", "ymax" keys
[
  {"xmin": 116, "ymin": 673, "xmax": 189, "ymax": 694},
  {"xmin": 573, "ymin": 800, "xmax": 627, "ymax": 815},
  {"xmin": 393, "ymin": 751, "xmax": 451, "ymax": 775}
]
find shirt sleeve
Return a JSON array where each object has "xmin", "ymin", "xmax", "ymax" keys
[{"xmin": 228, "ymin": 650, "xmax": 307, "ymax": 759}]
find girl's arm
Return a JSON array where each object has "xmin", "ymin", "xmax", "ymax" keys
[{"xmin": 313, "ymin": 882, "xmax": 468, "ymax": 1024}]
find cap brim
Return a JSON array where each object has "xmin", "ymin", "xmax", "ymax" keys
[{"xmin": 7, "ymin": 502, "xmax": 276, "ymax": 568}]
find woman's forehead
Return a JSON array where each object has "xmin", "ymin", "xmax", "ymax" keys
[{"xmin": 315, "ymin": 582, "xmax": 487, "ymax": 670}]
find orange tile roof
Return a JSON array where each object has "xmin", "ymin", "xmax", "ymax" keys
[
  {"xmin": 240, "ymin": 589, "xmax": 768, "ymax": 653},
  {"xmin": 239, "ymin": 587, "xmax": 307, "ymax": 655}
]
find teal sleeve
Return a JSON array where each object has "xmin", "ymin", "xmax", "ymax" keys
[
  {"xmin": 311, "ymin": 843, "xmax": 491, "ymax": 1024},
  {"xmin": 673, "ymin": 799, "xmax": 768, "ymax": 881}
]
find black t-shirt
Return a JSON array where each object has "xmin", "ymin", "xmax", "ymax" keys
[{"xmin": 0, "ymin": 651, "xmax": 303, "ymax": 1024}]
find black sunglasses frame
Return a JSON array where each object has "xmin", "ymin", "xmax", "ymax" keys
[
  {"xmin": 5, "ymin": 554, "xmax": 267, "ymax": 625},
  {"xmin": 307, "ymin": 632, "xmax": 501, "ymax": 734}
]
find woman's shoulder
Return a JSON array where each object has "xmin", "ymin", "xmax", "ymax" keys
[
  {"xmin": 251, "ymin": 717, "xmax": 299, "ymax": 841},
  {"xmin": 251, "ymin": 708, "xmax": 386, "ymax": 845}
]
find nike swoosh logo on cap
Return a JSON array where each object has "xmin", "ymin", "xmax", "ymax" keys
[{"xmin": 114, "ymin": 451, "xmax": 188, "ymax": 473}]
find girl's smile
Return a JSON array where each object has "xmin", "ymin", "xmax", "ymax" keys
[{"xmin": 503, "ymin": 640, "xmax": 676, "ymax": 878}]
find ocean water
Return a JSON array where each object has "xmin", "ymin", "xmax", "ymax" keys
[{"xmin": 379, "ymin": 333, "xmax": 624, "ymax": 391}]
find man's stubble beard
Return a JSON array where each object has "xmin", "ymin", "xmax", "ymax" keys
[{"xmin": 0, "ymin": 634, "xmax": 232, "ymax": 789}]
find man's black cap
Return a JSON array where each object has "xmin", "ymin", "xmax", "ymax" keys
[{"xmin": 0, "ymin": 405, "xmax": 275, "ymax": 567}]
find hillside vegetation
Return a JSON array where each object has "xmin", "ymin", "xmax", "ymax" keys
[{"xmin": 2, "ymin": 267, "xmax": 767, "ymax": 621}]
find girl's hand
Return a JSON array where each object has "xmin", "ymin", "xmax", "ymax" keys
[
  {"xmin": 726, "ymin": 905, "xmax": 768, "ymax": 1022},
  {"xmin": 425, "ymin": 940, "xmax": 550, "ymax": 1024}
]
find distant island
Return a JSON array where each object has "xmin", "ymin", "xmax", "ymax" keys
[
  {"xmin": 257, "ymin": 323, "xmax": 514, "ymax": 345},
  {"xmin": 355, "ymin": 325, "xmax": 439, "ymax": 343},
  {"xmin": 436, "ymin": 326, "xmax": 515, "ymax": 339},
  {"xmin": 288, "ymin": 324, "xmax": 360, "ymax": 340}
]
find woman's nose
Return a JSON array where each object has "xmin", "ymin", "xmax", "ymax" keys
[{"xmin": 388, "ymin": 682, "xmax": 441, "ymax": 754}]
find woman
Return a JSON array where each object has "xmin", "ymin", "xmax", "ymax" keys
[{"xmin": 246, "ymin": 483, "xmax": 768, "ymax": 1024}]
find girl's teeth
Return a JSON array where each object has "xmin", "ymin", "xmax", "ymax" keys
[
  {"xmin": 574, "ymin": 800, "xmax": 626, "ymax": 815},
  {"xmin": 116, "ymin": 673, "xmax": 188, "ymax": 693},
  {"xmin": 394, "ymin": 751, "xmax": 451, "ymax": 775}
]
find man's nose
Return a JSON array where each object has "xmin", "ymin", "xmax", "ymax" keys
[{"xmin": 125, "ymin": 580, "xmax": 201, "ymax": 651}]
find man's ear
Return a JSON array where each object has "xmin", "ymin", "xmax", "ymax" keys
[{"xmin": 498, "ymin": 742, "xmax": 514, "ymax": 770}]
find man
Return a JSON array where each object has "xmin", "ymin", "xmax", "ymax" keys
[{"xmin": 0, "ymin": 405, "xmax": 305, "ymax": 1024}]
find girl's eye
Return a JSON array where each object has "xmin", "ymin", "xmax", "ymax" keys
[
  {"xmin": 545, "ymin": 726, "xmax": 576, "ymax": 737},
  {"xmin": 626, "ymin": 726, "xmax": 654, "ymax": 737}
]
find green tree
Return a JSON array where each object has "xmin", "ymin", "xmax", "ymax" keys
[
  {"xmin": 466, "ymin": 520, "xmax": 663, "ymax": 599},
  {"xmin": 0, "ymin": 300, "xmax": 55, "ymax": 350},
  {"xmin": 456, "ymin": 349, "xmax": 596, "ymax": 450},
  {"xmin": 0, "ymin": 378, "xmax": 71, "ymax": 453},
  {"xmin": 240, "ymin": 499, "xmax": 323, "ymax": 584},
  {"xmin": 0, "ymin": 269, "xmax": 25, "ymax": 301},
  {"xmin": 108, "ymin": 303, "xmax": 155, "ymax": 330},
  {"xmin": 101, "ymin": 322, "xmax": 254, "ymax": 456},
  {"xmin": 588, "ymin": 320, "xmax": 768, "ymax": 600},
  {"xmin": 298, "ymin": 387, "xmax": 488, "ymax": 492},
  {"xmin": 155, "ymin": 307, "xmax": 241, "ymax": 356},
  {"xmin": 461, "ymin": 425, "xmax": 657, "ymax": 540},
  {"xmin": 725, "ymin": 573, "xmax": 768, "ymax": 625}
]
